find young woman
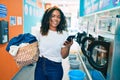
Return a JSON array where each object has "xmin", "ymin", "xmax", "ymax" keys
[{"xmin": 34, "ymin": 6, "xmax": 73, "ymax": 80}]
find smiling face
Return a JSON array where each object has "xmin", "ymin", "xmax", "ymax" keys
[{"xmin": 49, "ymin": 10, "xmax": 61, "ymax": 31}]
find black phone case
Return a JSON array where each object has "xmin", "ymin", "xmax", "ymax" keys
[{"xmin": 67, "ymin": 35, "xmax": 75, "ymax": 41}]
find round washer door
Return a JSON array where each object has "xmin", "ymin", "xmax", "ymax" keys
[
  {"xmin": 87, "ymin": 41, "xmax": 110, "ymax": 75},
  {"xmin": 81, "ymin": 37, "xmax": 95, "ymax": 58},
  {"xmin": 76, "ymin": 32, "xmax": 87, "ymax": 45}
]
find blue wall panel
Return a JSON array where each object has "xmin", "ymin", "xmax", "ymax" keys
[{"xmin": 24, "ymin": 0, "xmax": 44, "ymax": 33}]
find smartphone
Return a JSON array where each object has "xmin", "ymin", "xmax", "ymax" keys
[{"xmin": 66, "ymin": 35, "xmax": 75, "ymax": 42}]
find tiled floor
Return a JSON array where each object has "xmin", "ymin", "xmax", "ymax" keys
[
  {"xmin": 12, "ymin": 64, "xmax": 36, "ymax": 80},
  {"xmin": 12, "ymin": 41, "xmax": 80, "ymax": 80}
]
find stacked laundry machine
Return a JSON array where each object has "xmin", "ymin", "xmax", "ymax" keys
[{"xmin": 75, "ymin": 15, "xmax": 120, "ymax": 80}]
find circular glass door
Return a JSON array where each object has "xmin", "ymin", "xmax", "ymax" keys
[
  {"xmin": 81, "ymin": 37, "xmax": 95, "ymax": 58},
  {"xmin": 87, "ymin": 41, "xmax": 110, "ymax": 71},
  {"xmin": 91, "ymin": 45, "xmax": 107, "ymax": 66}
]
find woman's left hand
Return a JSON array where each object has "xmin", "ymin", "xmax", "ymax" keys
[
  {"xmin": 61, "ymin": 40, "xmax": 73, "ymax": 59},
  {"xmin": 63, "ymin": 40, "xmax": 73, "ymax": 48}
]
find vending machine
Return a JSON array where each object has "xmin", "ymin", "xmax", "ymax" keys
[{"xmin": 0, "ymin": 20, "xmax": 9, "ymax": 44}]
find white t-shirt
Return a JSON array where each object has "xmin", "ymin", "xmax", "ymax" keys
[{"xmin": 35, "ymin": 30, "xmax": 68, "ymax": 62}]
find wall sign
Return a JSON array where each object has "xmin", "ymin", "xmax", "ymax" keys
[
  {"xmin": 0, "ymin": 4, "xmax": 7, "ymax": 18},
  {"xmin": 10, "ymin": 16, "xmax": 16, "ymax": 26},
  {"xmin": 80, "ymin": 0, "xmax": 120, "ymax": 16}
]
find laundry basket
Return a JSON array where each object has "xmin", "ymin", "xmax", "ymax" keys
[{"xmin": 14, "ymin": 41, "xmax": 39, "ymax": 68}]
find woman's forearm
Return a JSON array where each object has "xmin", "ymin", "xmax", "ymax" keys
[
  {"xmin": 61, "ymin": 46, "xmax": 71, "ymax": 59},
  {"xmin": 61, "ymin": 40, "xmax": 73, "ymax": 59}
]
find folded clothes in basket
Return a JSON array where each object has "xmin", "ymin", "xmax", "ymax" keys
[
  {"xmin": 9, "ymin": 43, "xmax": 29, "ymax": 56},
  {"xmin": 6, "ymin": 33, "xmax": 37, "ymax": 51}
]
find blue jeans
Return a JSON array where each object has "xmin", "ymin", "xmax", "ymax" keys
[{"xmin": 34, "ymin": 57, "xmax": 63, "ymax": 80}]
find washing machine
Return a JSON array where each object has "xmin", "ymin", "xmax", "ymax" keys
[
  {"xmin": 87, "ymin": 36, "xmax": 111, "ymax": 78},
  {"xmin": 83, "ymin": 15, "xmax": 120, "ymax": 80},
  {"xmin": 81, "ymin": 34, "xmax": 95, "ymax": 58},
  {"xmin": 76, "ymin": 31, "xmax": 87, "ymax": 45}
]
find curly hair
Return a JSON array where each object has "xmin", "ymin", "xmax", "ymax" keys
[{"xmin": 40, "ymin": 6, "xmax": 67, "ymax": 35}]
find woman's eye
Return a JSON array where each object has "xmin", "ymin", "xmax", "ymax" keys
[
  {"xmin": 57, "ymin": 16, "xmax": 61, "ymax": 18},
  {"xmin": 52, "ymin": 15, "xmax": 55, "ymax": 17},
  {"xmin": 51, "ymin": 15, "xmax": 60, "ymax": 18}
]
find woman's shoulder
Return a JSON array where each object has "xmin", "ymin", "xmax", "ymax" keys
[
  {"xmin": 62, "ymin": 30, "xmax": 69, "ymax": 38},
  {"xmin": 63, "ymin": 30, "xmax": 68, "ymax": 35}
]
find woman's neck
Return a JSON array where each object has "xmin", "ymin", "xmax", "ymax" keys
[{"xmin": 49, "ymin": 27, "xmax": 57, "ymax": 31}]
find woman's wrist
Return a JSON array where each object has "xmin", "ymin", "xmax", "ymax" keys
[{"xmin": 65, "ymin": 45, "xmax": 71, "ymax": 49}]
